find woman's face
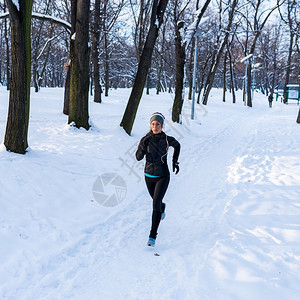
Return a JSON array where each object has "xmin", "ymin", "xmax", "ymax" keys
[{"xmin": 150, "ymin": 120, "xmax": 162, "ymax": 134}]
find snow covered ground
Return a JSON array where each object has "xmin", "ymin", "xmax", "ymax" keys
[{"xmin": 0, "ymin": 86, "xmax": 299, "ymax": 299}]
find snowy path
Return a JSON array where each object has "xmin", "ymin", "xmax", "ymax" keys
[
  {"xmin": 26, "ymin": 106, "xmax": 258, "ymax": 300},
  {"xmin": 1, "ymin": 88, "xmax": 299, "ymax": 299}
]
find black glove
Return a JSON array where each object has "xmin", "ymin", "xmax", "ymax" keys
[
  {"xmin": 172, "ymin": 161, "xmax": 179, "ymax": 174},
  {"xmin": 141, "ymin": 136, "xmax": 150, "ymax": 154}
]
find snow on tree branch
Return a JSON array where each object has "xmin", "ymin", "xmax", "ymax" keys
[
  {"xmin": 32, "ymin": 12, "xmax": 71, "ymax": 33},
  {"xmin": 0, "ymin": 11, "xmax": 71, "ymax": 34},
  {"xmin": 37, "ymin": 34, "xmax": 63, "ymax": 60},
  {"xmin": 0, "ymin": 12, "xmax": 9, "ymax": 19},
  {"xmin": 184, "ymin": 0, "xmax": 212, "ymax": 49}
]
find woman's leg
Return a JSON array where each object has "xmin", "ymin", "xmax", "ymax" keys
[
  {"xmin": 145, "ymin": 176, "xmax": 170, "ymax": 239},
  {"xmin": 145, "ymin": 176, "xmax": 156, "ymax": 199}
]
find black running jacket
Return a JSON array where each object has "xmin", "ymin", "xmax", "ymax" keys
[{"xmin": 136, "ymin": 131, "xmax": 180, "ymax": 177}]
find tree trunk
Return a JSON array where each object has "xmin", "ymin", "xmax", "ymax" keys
[
  {"xmin": 270, "ymin": 32, "xmax": 278, "ymax": 96},
  {"xmin": 197, "ymin": 56, "xmax": 210, "ymax": 104},
  {"xmin": 63, "ymin": 0, "xmax": 77, "ymax": 114},
  {"xmin": 297, "ymin": 107, "xmax": 300, "ymax": 124},
  {"xmin": 4, "ymin": 8, "xmax": 11, "ymax": 90},
  {"xmin": 63, "ymin": 65, "xmax": 71, "ymax": 115},
  {"xmin": 188, "ymin": 38, "xmax": 195, "ymax": 100},
  {"xmin": 68, "ymin": 0, "xmax": 90, "ymax": 130},
  {"xmin": 120, "ymin": 0, "xmax": 169, "ymax": 135},
  {"xmin": 104, "ymin": 28, "xmax": 109, "ymax": 97},
  {"xmin": 103, "ymin": 0, "xmax": 109, "ymax": 97},
  {"xmin": 283, "ymin": 32, "xmax": 294, "ymax": 103},
  {"xmin": 172, "ymin": 21, "xmax": 185, "ymax": 123},
  {"xmin": 33, "ymin": 63, "xmax": 39, "ymax": 92},
  {"xmin": 91, "ymin": 0, "xmax": 102, "ymax": 103},
  {"xmin": 156, "ymin": 67, "xmax": 162, "ymax": 95},
  {"xmin": 90, "ymin": 67, "xmax": 93, "ymax": 96},
  {"xmin": 4, "ymin": 0, "xmax": 33, "ymax": 154},
  {"xmin": 146, "ymin": 72, "xmax": 150, "ymax": 95},
  {"xmin": 222, "ymin": 53, "xmax": 227, "ymax": 102},
  {"xmin": 227, "ymin": 43, "xmax": 236, "ymax": 103},
  {"xmin": 246, "ymin": 62, "xmax": 252, "ymax": 107},
  {"xmin": 196, "ymin": 84, "xmax": 201, "ymax": 104}
]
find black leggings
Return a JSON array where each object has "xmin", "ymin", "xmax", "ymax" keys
[{"xmin": 145, "ymin": 175, "xmax": 170, "ymax": 239}]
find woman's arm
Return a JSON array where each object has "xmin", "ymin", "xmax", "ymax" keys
[
  {"xmin": 168, "ymin": 136, "xmax": 180, "ymax": 163},
  {"xmin": 136, "ymin": 135, "xmax": 150, "ymax": 161}
]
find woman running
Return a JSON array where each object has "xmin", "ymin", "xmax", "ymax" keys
[{"xmin": 136, "ymin": 112, "xmax": 180, "ymax": 247}]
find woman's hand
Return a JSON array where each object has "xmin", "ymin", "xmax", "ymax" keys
[
  {"xmin": 141, "ymin": 136, "xmax": 150, "ymax": 153},
  {"xmin": 172, "ymin": 161, "xmax": 179, "ymax": 174}
]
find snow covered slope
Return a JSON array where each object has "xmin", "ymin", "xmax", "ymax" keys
[{"xmin": 0, "ymin": 87, "xmax": 299, "ymax": 299}]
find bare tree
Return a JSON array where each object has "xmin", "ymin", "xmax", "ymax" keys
[
  {"xmin": 4, "ymin": 0, "xmax": 33, "ymax": 154},
  {"xmin": 172, "ymin": 16, "xmax": 185, "ymax": 123},
  {"xmin": 222, "ymin": 51, "xmax": 228, "ymax": 102},
  {"xmin": 238, "ymin": 0, "xmax": 285, "ymax": 107},
  {"xmin": 96, "ymin": 0, "xmax": 125, "ymax": 97},
  {"xmin": 172, "ymin": 0, "xmax": 211, "ymax": 122},
  {"xmin": 130, "ymin": 0, "xmax": 152, "ymax": 62},
  {"xmin": 120, "ymin": 0, "xmax": 169, "ymax": 135},
  {"xmin": 227, "ymin": 34, "xmax": 237, "ymax": 103},
  {"xmin": 32, "ymin": 0, "xmax": 51, "ymax": 92},
  {"xmin": 68, "ymin": 0, "xmax": 91, "ymax": 130},
  {"xmin": 195, "ymin": 12, "xmax": 217, "ymax": 103},
  {"xmin": 257, "ymin": 24, "xmax": 283, "ymax": 98},
  {"xmin": 202, "ymin": 0, "xmax": 238, "ymax": 105}
]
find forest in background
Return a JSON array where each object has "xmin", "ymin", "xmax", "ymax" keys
[
  {"xmin": 0, "ymin": 0, "xmax": 299, "ymax": 154},
  {"xmin": 0, "ymin": 0, "xmax": 298, "ymax": 96}
]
